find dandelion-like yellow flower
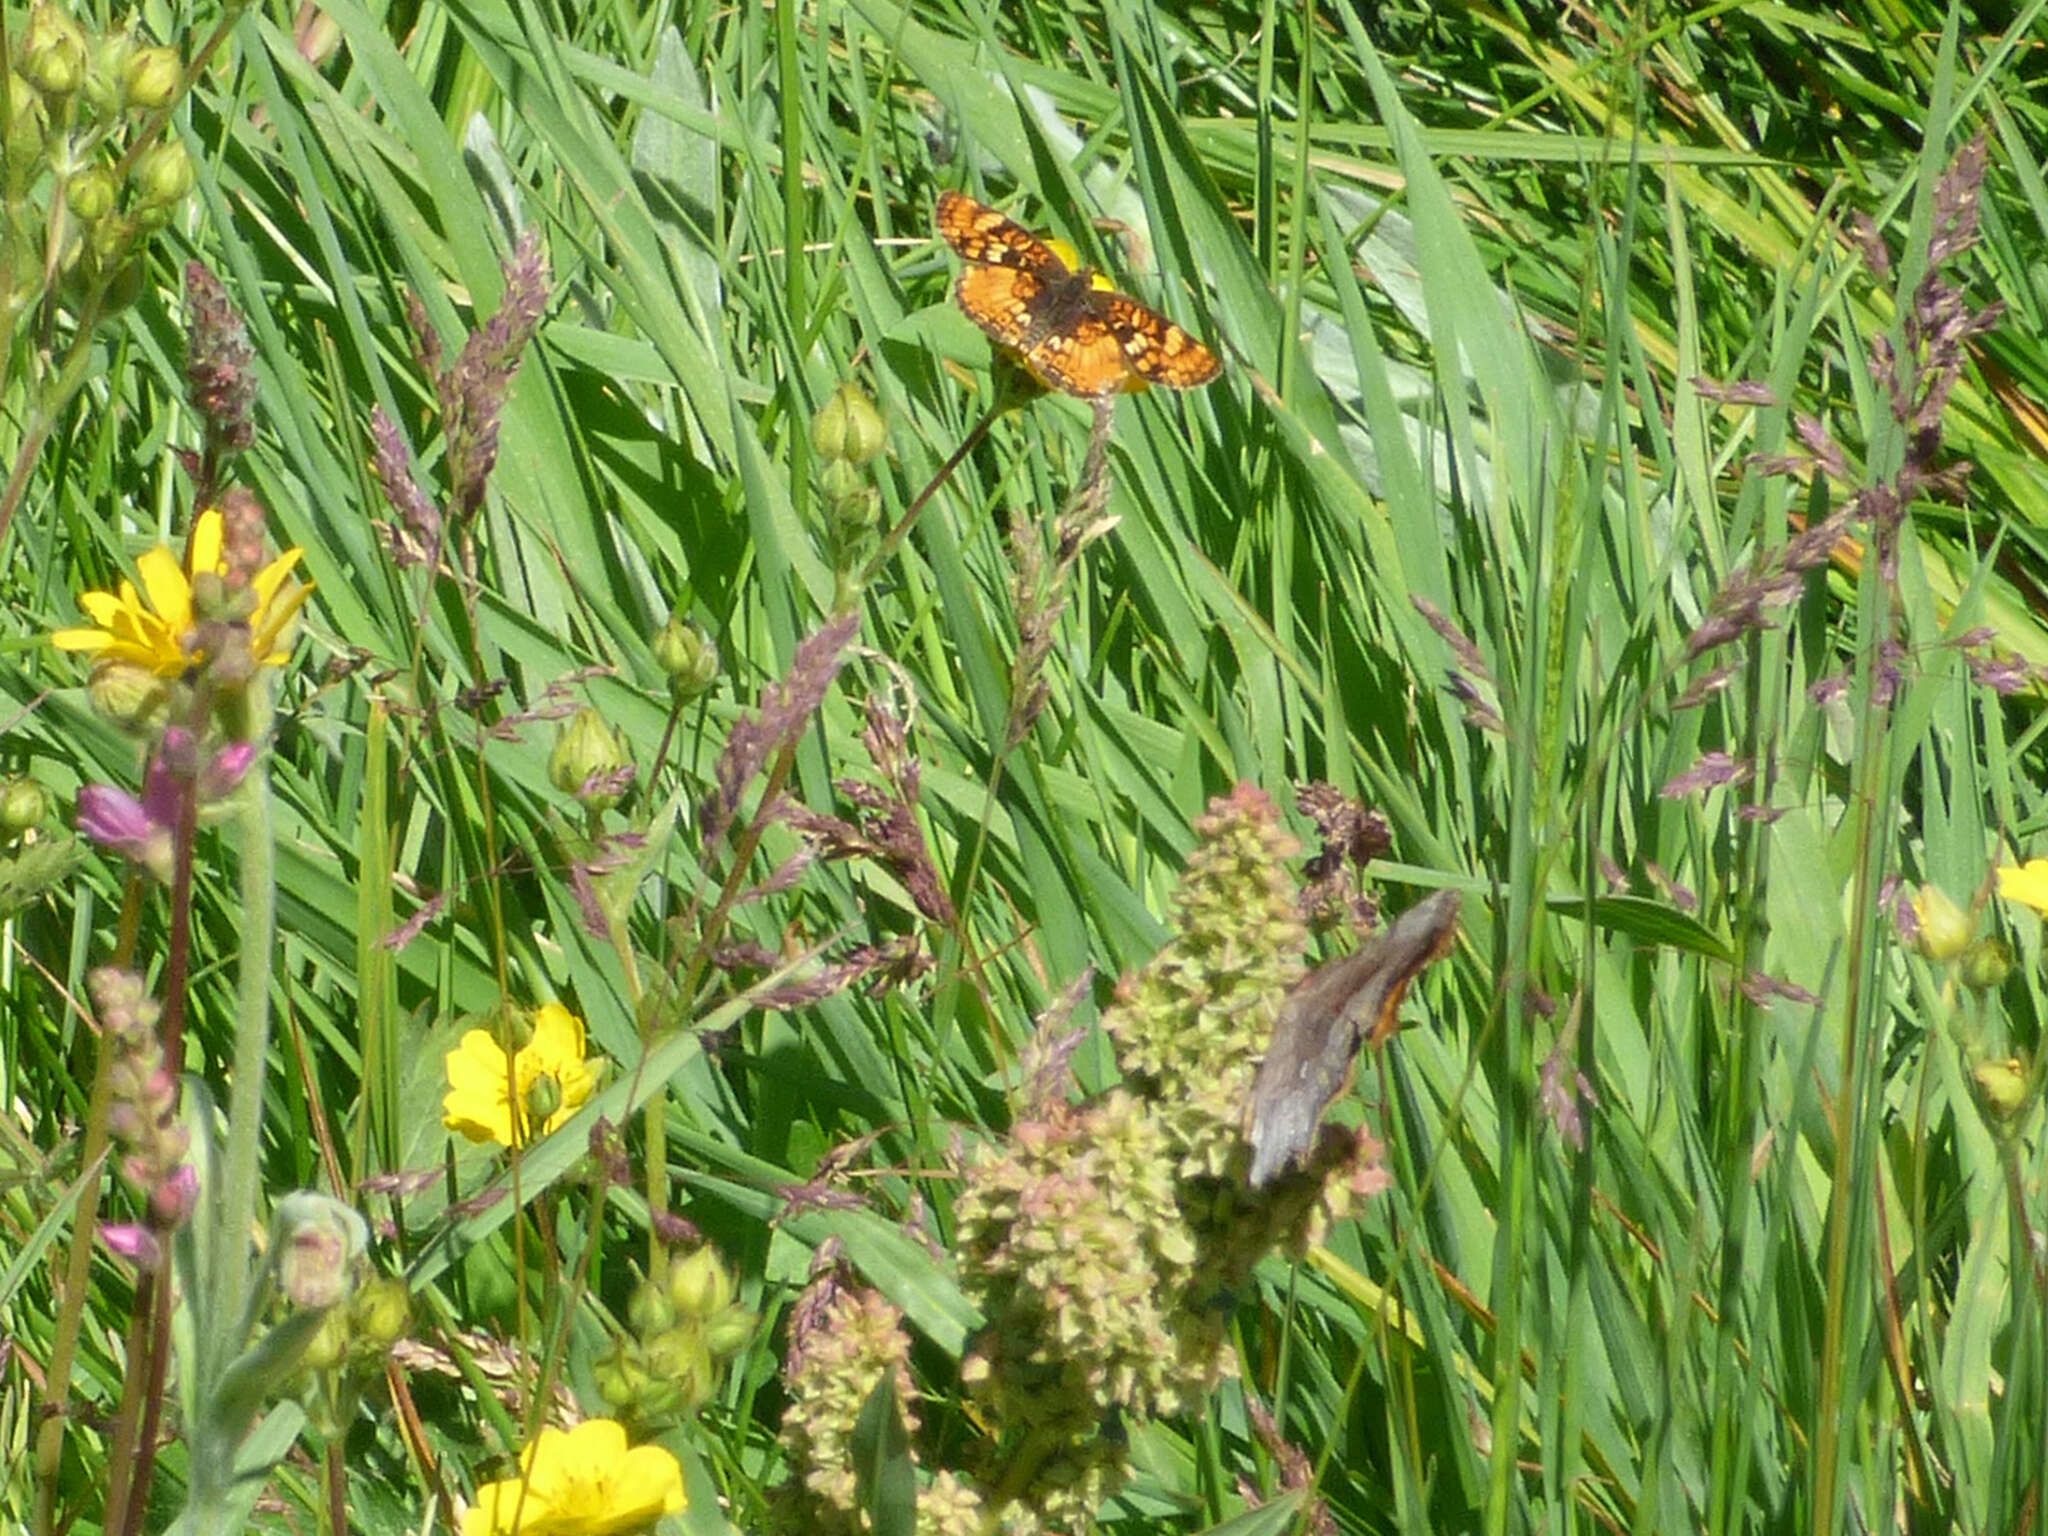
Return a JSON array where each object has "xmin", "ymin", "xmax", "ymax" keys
[
  {"xmin": 461, "ymin": 1418, "xmax": 686, "ymax": 1536},
  {"xmin": 1996, "ymin": 859, "xmax": 2048, "ymax": 916},
  {"xmin": 51, "ymin": 508, "xmax": 312, "ymax": 676},
  {"xmin": 443, "ymin": 1002, "xmax": 598, "ymax": 1149}
]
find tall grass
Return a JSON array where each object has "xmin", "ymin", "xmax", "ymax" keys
[{"xmin": 4, "ymin": 1, "xmax": 2045, "ymax": 1533}]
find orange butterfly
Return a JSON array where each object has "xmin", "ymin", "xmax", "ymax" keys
[{"xmin": 935, "ymin": 190, "xmax": 1221, "ymax": 398}]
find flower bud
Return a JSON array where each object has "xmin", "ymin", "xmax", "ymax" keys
[
  {"xmin": 272, "ymin": 1191, "xmax": 369, "ymax": 1310},
  {"xmin": 21, "ymin": 5, "xmax": 90, "ymax": 98},
  {"xmin": 653, "ymin": 612, "xmax": 719, "ymax": 701},
  {"xmin": 84, "ymin": 29, "xmax": 130, "ymax": 116},
  {"xmin": 548, "ymin": 706, "xmax": 630, "ymax": 810},
  {"xmin": 811, "ymin": 382, "xmax": 887, "ymax": 466},
  {"xmin": 66, "ymin": 164, "xmax": 117, "ymax": 224},
  {"xmin": 665, "ymin": 1246, "xmax": 734, "ymax": 1319},
  {"xmin": 818, "ymin": 456, "xmax": 865, "ymax": 506},
  {"xmin": 1960, "ymin": 937, "xmax": 2013, "ymax": 993},
  {"xmin": 1970, "ymin": 1055, "xmax": 2030, "ymax": 1125},
  {"xmin": 121, "ymin": 45, "xmax": 181, "ymax": 110},
  {"xmin": 628, "ymin": 1272, "xmax": 677, "ymax": 1336},
  {"xmin": 643, "ymin": 1326, "xmax": 716, "ymax": 1414},
  {"xmin": 1910, "ymin": 883, "xmax": 1972, "ymax": 964},
  {"xmin": 131, "ymin": 139, "xmax": 194, "ymax": 211},
  {"xmin": 86, "ymin": 660, "xmax": 173, "ymax": 733},
  {"xmin": 593, "ymin": 1339, "xmax": 647, "ymax": 1409},
  {"xmin": 524, "ymin": 1072, "xmax": 562, "ymax": 1129},
  {"xmin": 351, "ymin": 1276, "xmax": 411, "ymax": 1351},
  {"xmin": 299, "ymin": 1308, "xmax": 350, "ymax": 1373},
  {"xmin": 0, "ymin": 776, "xmax": 54, "ymax": 840},
  {"xmin": 700, "ymin": 1303, "xmax": 757, "ymax": 1359}
]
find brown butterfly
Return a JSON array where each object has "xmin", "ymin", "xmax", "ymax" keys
[{"xmin": 1244, "ymin": 890, "xmax": 1462, "ymax": 1190}]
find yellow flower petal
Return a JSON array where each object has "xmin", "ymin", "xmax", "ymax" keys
[
  {"xmin": 189, "ymin": 508, "xmax": 225, "ymax": 574},
  {"xmin": 1997, "ymin": 859, "xmax": 2048, "ymax": 916},
  {"xmin": 135, "ymin": 544, "xmax": 195, "ymax": 634},
  {"xmin": 474, "ymin": 1420, "xmax": 684, "ymax": 1536}
]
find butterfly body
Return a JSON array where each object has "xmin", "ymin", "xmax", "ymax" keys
[{"xmin": 935, "ymin": 190, "xmax": 1221, "ymax": 398}]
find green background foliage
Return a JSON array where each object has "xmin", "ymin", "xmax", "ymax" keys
[{"xmin": 4, "ymin": 1, "xmax": 2046, "ymax": 1532}]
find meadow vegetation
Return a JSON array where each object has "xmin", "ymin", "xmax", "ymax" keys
[{"xmin": 3, "ymin": 3, "xmax": 2046, "ymax": 1534}]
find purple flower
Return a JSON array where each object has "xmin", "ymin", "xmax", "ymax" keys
[{"xmin": 76, "ymin": 780, "xmax": 176, "ymax": 882}]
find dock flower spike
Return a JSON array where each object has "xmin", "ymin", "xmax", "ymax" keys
[
  {"xmin": 461, "ymin": 1418, "xmax": 685, "ymax": 1536},
  {"xmin": 52, "ymin": 507, "xmax": 311, "ymax": 677}
]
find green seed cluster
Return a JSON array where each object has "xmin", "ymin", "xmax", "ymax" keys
[{"xmin": 4, "ymin": 5, "xmax": 191, "ymax": 329}]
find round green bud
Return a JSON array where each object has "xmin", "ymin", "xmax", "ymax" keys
[
  {"xmin": 84, "ymin": 29, "xmax": 130, "ymax": 116},
  {"xmin": 299, "ymin": 1308, "xmax": 350, "ymax": 1373},
  {"xmin": 548, "ymin": 705, "xmax": 631, "ymax": 810},
  {"xmin": 132, "ymin": 139, "xmax": 194, "ymax": 210},
  {"xmin": 0, "ymin": 776, "xmax": 55, "ymax": 839},
  {"xmin": 628, "ymin": 1273, "xmax": 677, "ymax": 1336},
  {"xmin": 643, "ymin": 1327, "xmax": 716, "ymax": 1414},
  {"xmin": 593, "ymin": 1337, "xmax": 650, "ymax": 1410},
  {"xmin": 21, "ymin": 5, "xmax": 90, "ymax": 98},
  {"xmin": 1910, "ymin": 883, "xmax": 1972, "ymax": 964},
  {"xmin": 121, "ymin": 45, "xmax": 181, "ymax": 111},
  {"xmin": 652, "ymin": 612, "xmax": 719, "ymax": 700},
  {"xmin": 1970, "ymin": 1055, "xmax": 2029, "ymax": 1125},
  {"xmin": 828, "ymin": 482, "xmax": 881, "ymax": 536},
  {"xmin": 4, "ymin": 71, "xmax": 48, "ymax": 152},
  {"xmin": 811, "ymin": 381, "xmax": 887, "ymax": 466},
  {"xmin": 350, "ymin": 1276, "xmax": 411, "ymax": 1351},
  {"xmin": 665, "ymin": 1246, "xmax": 734, "ymax": 1319},
  {"xmin": 1960, "ymin": 937, "xmax": 2013, "ymax": 993},
  {"xmin": 700, "ymin": 1304, "xmax": 757, "ymax": 1359},
  {"xmin": 818, "ymin": 456, "xmax": 865, "ymax": 505},
  {"xmin": 66, "ymin": 164, "xmax": 117, "ymax": 224},
  {"xmin": 86, "ymin": 660, "xmax": 173, "ymax": 734}
]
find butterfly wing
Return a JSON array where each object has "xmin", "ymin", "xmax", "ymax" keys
[{"xmin": 1244, "ymin": 890, "xmax": 1461, "ymax": 1189}]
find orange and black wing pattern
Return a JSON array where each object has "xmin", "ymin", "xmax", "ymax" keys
[{"xmin": 935, "ymin": 190, "xmax": 1220, "ymax": 398}]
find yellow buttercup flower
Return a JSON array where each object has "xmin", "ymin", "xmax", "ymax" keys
[
  {"xmin": 1996, "ymin": 859, "xmax": 2048, "ymax": 916},
  {"xmin": 51, "ymin": 508, "xmax": 312, "ymax": 676},
  {"xmin": 461, "ymin": 1418, "xmax": 686, "ymax": 1536},
  {"xmin": 443, "ymin": 1002, "xmax": 598, "ymax": 1149}
]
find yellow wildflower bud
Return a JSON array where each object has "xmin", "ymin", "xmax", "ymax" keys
[
  {"xmin": 811, "ymin": 382, "xmax": 887, "ymax": 466},
  {"xmin": 1960, "ymin": 937, "xmax": 2012, "ymax": 993},
  {"xmin": 350, "ymin": 1276, "xmax": 411, "ymax": 1351},
  {"xmin": 1970, "ymin": 1056, "xmax": 2029, "ymax": 1125},
  {"xmin": 643, "ymin": 1327, "xmax": 716, "ymax": 1413},
  {"xmin": 66, "ymin": 164, "xmax": 117, "ymax": 224},
  {"xmin": 665, "ymin": 1246, "xmax": 734, "ymax": 1320},
  {"xmin": 85, "ymin": 29, "xmax": 130, "ymax": 116},
  {"xmin": 86, "ymin": 660, "xmax": 173, "ymax": 734},
  {"xmin": 593, "ymin": 1337, "xmax": 651, "ymax": 1410},
  {"xmin": 299, "ymin": 1308, "xmax": 350, "ymax": 1373},
  {"xmin": 121, "ymin": 45, "xmax": 181, "ymax": 111},
  {"xmin": 1, "ymin": 776, "xmax": 54, "ymax": 840},
  {"xmin": 548, "ymin": 705, "xmax": 630, "ymax": 810},
  {"xmin": 21, "ymin": 5, "xmax": 90, "ymax": 98},
  {"xmin": 1910, "ymin": 883, "xmax": 1971, "ymax": 963},
  {"xmin": 652, "ymin": 612, "xmax": 719, "ymax": 700},
  {"xmin": 524, "ymin": 1072, "xmax": 563, "ymax": 1129},
  {"xmin": 818, "ymin": 455, "xmax": 865, "ymax": 505},
  {"xmin": 628, "ymin": 1272, "xmax": 677, "ymax": 1336},
  {"xmin": 132, "ymin": 139, "xmax": 194, "ymax": 211},
  {"xmin": 700, "ymin": 1304, "xmax": 757, "ymax": 1359}
]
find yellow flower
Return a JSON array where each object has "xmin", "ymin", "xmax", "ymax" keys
[
  {"xmin": 443, "ymin": 1002, "xmax": 597, "ymax": 1149},
  {"xmin": 1996, "ymin": 859, "xmax": 2048, "ymax": 915},
  {"xmin": 461, "ymin": 1418, "xmax": 686, "ymax": 1536},
  {"xmin": 51, "ymin": 508, "xmax": 312, "ymax": 676}
]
